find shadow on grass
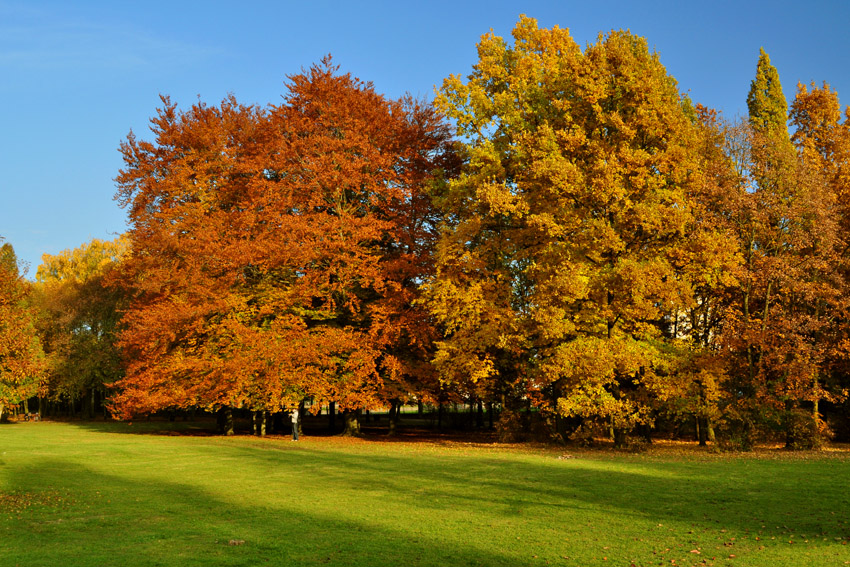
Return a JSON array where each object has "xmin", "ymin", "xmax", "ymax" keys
[
  {"xmin": 214, "ymin": 442, "xmax": 850, "ymax": 545},
  {"xmin": 2, "ymin": 458, "xmax": 533, "ymax": 567},
  {"xmin": 53, "ymin": 421, "xmax": 850, "ymax": 538},
  {"xmin": 10, "ymin": 422, "xmax": 850, "ymax": 566}
]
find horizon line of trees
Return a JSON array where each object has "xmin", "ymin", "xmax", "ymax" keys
[{"xmin": 4, "ymin": 16, "xmax": 850, "ymax": 449}]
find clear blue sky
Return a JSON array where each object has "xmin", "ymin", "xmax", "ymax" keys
[{"xmin": 2, "ymin": 0, "xmax": 849, "ymax": 275}]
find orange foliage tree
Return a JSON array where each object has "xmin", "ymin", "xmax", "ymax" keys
[
  {"xmin": 700, "ymin": 52, "xmax": 845, "ymax": 449},
  {"xmin": 789, "ymin": 81, "xmax": 850, "ymax": 441},
  {"xmin": 0, "ymin": 241, "xmax": 46, "ymax": 421},
  {"xmin": 111, "ymin": 59, "xmax": 454, "ymax": 433}
]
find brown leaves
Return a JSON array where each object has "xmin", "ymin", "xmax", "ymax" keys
[{"xmin": 0, "ymin": 490, "xmax": 72, "ymax": 518}]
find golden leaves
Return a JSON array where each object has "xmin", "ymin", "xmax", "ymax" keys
[{"xmin": 429, "ymin": 17, "xmax": 714, "ymax": 430}]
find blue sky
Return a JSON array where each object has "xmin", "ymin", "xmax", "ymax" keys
[{"xmin": 2, "ymin": 0, "xmax": 849, "ymax": 275}]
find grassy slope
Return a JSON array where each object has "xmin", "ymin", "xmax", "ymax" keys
[{"xmin": 1, "ymin": 421, "xmax": 849, "ymax": 566}]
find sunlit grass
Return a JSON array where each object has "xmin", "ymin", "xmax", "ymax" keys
[{"xmin": 1, "ymin": 421, "xmax": 849, "ymax": 566}]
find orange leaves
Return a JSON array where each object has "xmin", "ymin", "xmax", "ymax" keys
[
  {"xmin": 110, "ymin": 59, "xmax": 453, "ymax": 418},
  {"xmin": 0, "ymin": 241, "xmax": 46, "ymax": 415}
]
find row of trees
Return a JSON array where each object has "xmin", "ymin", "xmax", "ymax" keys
[
  {"xmin": 428, "ymin": 22, "xmax": 850, "ymax": 449},
  {"xmin": 4, "ymin": 17, "xmax": 850, "ymax": 447}
]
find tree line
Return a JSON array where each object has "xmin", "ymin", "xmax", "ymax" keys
[{"xmin": 3, "ymin": 17, "xmax": 850, "ymax": 448}]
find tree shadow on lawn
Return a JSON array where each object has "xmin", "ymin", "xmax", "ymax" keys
[
  {"xmin": 59, "ymin": 421, "xmax": 850, "ymax": 541},
  {"xmin": 220, "ymin": 442, "xmax": 850, "ymax": 547},
  {"xmin": 35, "ymin": 422, "xmax": 850, "ymax": 562},
  {"xmin": 2, "ymin": 459, "xmax": 535, "ymax": 567},
  {"xmin": 65, "ymin": 419, "xmax": 222, "ymax": 436}
]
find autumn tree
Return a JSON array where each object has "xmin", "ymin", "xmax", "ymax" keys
[
  {"xmin": 428, "ymin": 17, "xmax": 706, "ymax": 445},
  {"xmin": 747, "ymin": 48, "xmax": 791, "ymax": 139},
  {"xmin": 714, "ymin": 51, "xmax": 843, "ymax": 449},
  {"xmin": 653, "ymin": 105, "xmax": 742, "ymax": 446},
  {"xmin": 790, "ymin": 81, "xmax": 850, "ymax": 440},
  {"xmin": 111, "ymin": 59, "xmax": 454, "ymax": 434},
  {"xmin": 34, "ymin": 236, "xmax": 130, "ymax": 417},
  {"xmin": 0, "ymin": 240, "xmax": 46, "ymax": 421},
  {"xmin": 110, "ymin": 95, "xmax": 269, "ymax": 431}
]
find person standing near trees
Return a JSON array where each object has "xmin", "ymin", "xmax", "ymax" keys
[{"xmin": 291, "ymin": 408, "xmax": 299, "ymax": 441}]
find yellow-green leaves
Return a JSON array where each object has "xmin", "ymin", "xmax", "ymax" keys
[
  {"xmin": 747, "ymin": 48, "xmax": 790, "ymax": 139},
  {"xmin": 36, "ymin": 236, "xmax": 130, "ymax": 284}
]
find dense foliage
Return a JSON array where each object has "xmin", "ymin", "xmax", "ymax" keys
[
  {"xmin": 110, "ymin": 59, "xmax": 455, "ymax": 432},
  {"xmin": 428, "ymin": 17, "xmax": 708, "ymax": 444},
  {"xmin": 34, "ymin": 236, "xmax": 129, "ymax": 417},
  {"xmin": 6, "ymin": 17, "xmax": 850, "ymax": 448},
  {"xmin": 0, "ymin": 242, "xmax": 45, "ymax": 421}
]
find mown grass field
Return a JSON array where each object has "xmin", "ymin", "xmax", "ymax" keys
[{"xmin": 1, "ymin": 421, "xmax": 849, "ymax": 566}]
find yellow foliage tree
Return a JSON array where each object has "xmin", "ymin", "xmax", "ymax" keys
[
  {"xmin": 34, "ymin": 236, "xmax": 130, "ymax": 417},
  {"xmin": 428, "ymin": 17, "xmax": 708, "ymax": 443}
]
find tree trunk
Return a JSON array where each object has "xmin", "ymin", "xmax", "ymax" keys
[
  {"xmin": 388, "ymin": 399, "xmax": 400, "ymax": 436},
  {"xmin": 219, "ymin": 407, "xmax": 234, "ymax": 436},
  {"xmin": 298, "ymin": 400, "xmax": 305, "ymax": 436},
  {"xmin": 813, "ymin": 398, "xmax": 820, "ymax": 438},
  {"xmin": 613, "ymin": 427, "xmax": 628, "ymax": 449},
  {"xmin": 784, "ymin": 399, "xmax": 796, "ymax": 449},
  {"xmin": 260, "ymin": 410, "xmax": 267, "ymax": 437},
  {"xmin": 640, "ymin": 423, "xmax": 652, "ymax": 444},
  {"xmin": 476, "ymin": 400, "xmax": 484, "ymax": 429},
  {"xmin": 697, "ymin": 416, "xmax": 708, "ymax": 446},
  {"xmin": 554, "ymin": 413, "xmax": 569, "ymax": 444},
  {"xmin": 341, "ymin": 409, "xmax": 362, "ymax": 437}
]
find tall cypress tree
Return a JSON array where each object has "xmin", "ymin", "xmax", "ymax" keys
[
  {"xmin": 0, "ymin": 243, "xmax": 17, "ymax": 273},
  {"xmin": 736, "ymin": 48, "xmax": 834, "ymax": 450},
  {"xmin": 746, "ymin": 48, "xmax": 790, "ymax": 139}
]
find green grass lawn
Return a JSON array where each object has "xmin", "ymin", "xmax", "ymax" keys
[{"xmin": 1, "ymin": 421, "xmax": 849, "ymax": 566}]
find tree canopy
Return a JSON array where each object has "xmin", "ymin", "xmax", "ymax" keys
[
  {"xmin": 110, "ymin": 59, "xmax": 455, "ymax": 426},
  {"xmin": 0, "ymin": 240, "xmax": 45, "ymax": 420},
  {"xmin": 9, "ymin": 18, "xmax": 850, "ymax": 449}
]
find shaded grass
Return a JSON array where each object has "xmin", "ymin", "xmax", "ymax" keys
[{"xmin": 1, "ymin": 421, "xmax": 849, "ymax": 566}]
